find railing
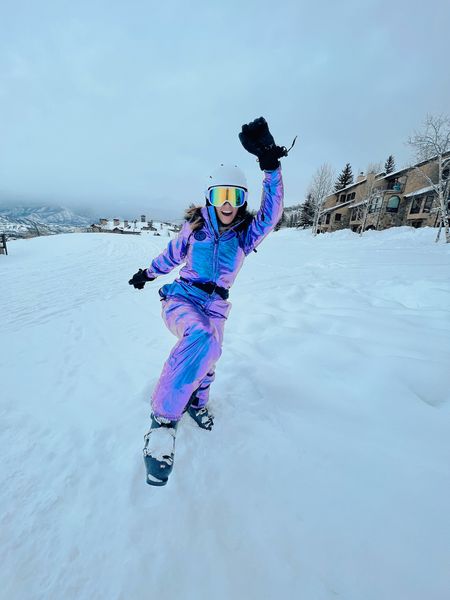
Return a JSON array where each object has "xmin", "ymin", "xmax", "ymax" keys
[
  {"xmin": 0, "ymin": 233, "xmax": 8, "ymax": 255},
  {"xmin": 385, "ymin": 182, "xmax": 404, "ymax": 193}
]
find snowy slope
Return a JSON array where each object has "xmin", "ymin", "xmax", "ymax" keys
[{"xmin": 1, "ymin": 228, "xmax": 449, "ymax": 600}]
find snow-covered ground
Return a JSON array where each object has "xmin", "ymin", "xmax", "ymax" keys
[{"xmin": 1, "ymin": 227, "xmax": 449, "ymax": 600}]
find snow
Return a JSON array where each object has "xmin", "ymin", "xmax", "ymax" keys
[
  {"xmin": 404, "ymin": 185, "xmax": 436, "ymax": 198},
  {"xmin": 1, "ymin": 227, "xmax": 450, "ymax": 600},
  {"xmin": 347, "ymin": 198, "xmax": 368, "ymax": 209},
  {"xmin": 378, "ymin": 166, "xmax": 408, "ymax": 180},
  {"xmin": 320, "ymin": 199, "xmax": 355, "ymax": 214}
]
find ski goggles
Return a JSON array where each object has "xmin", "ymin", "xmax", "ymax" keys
[{"xmin": 207, "ymin": 186, "xmax": 247, "ymax": 208}]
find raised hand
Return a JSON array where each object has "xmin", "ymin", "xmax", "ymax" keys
[{"xmin": 238, "ymin": 117, "xmax": 289, "ymax": 171}]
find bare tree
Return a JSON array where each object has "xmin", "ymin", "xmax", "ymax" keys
[
  {"xmin": 408, "ymin": 114, "xmax": 450, "ymax": 243},
  {"xmin": 364, "ymin": 161, "xmax": 382, "ymax": 176},
  {"xmin": 358, "ymin": 173, "xmax": 380, "ymax": 236},
  {"xmin": 25, "ymin": 219, "xmax": 42, "ymax": 237},
  {"xmin": 309, "ymin": 163, "xmax": 335, "ymax": 235}
]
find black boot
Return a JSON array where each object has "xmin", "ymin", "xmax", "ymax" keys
[
  {"xmin": 187, "ymin": 404, "xmax": 214, "ymax": 431},
  {"xmin": 143, "ymin": 414, "xmax": 178, "ymax": 486}
]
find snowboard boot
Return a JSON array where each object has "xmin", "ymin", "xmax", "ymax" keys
[
  {"xmin": 143, "ymin": 414, "xmax": 179, "ymax": 486},
  {"xmin": 187, "ymin": 404, "xmax": 214, "ymax": 431}
]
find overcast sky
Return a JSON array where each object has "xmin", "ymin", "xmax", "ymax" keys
[{"xmin": 1, "ymin": 0, "xmax": 449, "ymax": 221}]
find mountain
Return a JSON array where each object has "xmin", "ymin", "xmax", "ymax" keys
[{"xmin": 0, "ymin": 205, "xmax": 92, "ymax": 237}]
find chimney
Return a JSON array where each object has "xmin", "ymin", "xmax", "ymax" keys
[
  {"xmin": 113, "ymin": 218, "xmax": 120, "ymax": 227},
  {"xmin": 356, "ymin": 172, "xmax": 365, "ymax": 183},
  {"xmin": 141, "ymin": 214, "xmax": 146, "ymax": 222}
]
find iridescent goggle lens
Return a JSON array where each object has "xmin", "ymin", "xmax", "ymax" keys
[{"xmin": 208, "ymin": 187, "xmax": 246, "ymax": 208}]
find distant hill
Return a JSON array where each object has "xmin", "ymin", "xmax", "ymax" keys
[{"xmin": 0, "ymin": 206, "xmax": 92, "ymax": 237}]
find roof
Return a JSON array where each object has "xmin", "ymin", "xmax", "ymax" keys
[
  {"xmin": 347, "ymin": 199, "xmax": 369, "ymax": 209},
  {"xmin": 333, "ymin": 178, "xmax": 367, "ymax": 195},
  {"xmin": 381, "ymin": 151, "xmax": 450, "ymax": 182},
  {"xmin": 320, "ymin": 199, "xmax": 355, "ymax": 215},
  {"xmin": 378, "ymin": 167, "xmax": 409, "ymax": 180},
  {"xmin": 404, "ymin": 185, "xmax": 436, "ymax": 198}
]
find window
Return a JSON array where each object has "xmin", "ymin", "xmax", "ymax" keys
[
  {"xmin": 325, "ymin": 214, "xmax": 331, "ymax": 224},
  {"xmin": 386, "ymin": 195, "xmax": 400, "ymax": 213},
  {"xmin": 335, "ymin": 213, "xmax": 342, "ymax": 222},
  {"xmin": 423, "ymin": 195, "xmax": 434, "ymax": 213},
  {"xmin": 340, "ymin": 194, "xmax": 346, "ymax": 203},
  {"xmin": 387, "ymin": 178, "xmax": 401, "ymax": 191},
  {"xmin": 410, "ymin": 197, "xmax": 422, "ymax": 214},
  {"xmin": 368, "ymin": 197, "xmax": 382, "ymax": 213},
  {"xmin": 350, "ymin": 192, "xmax": 356, "ymax": 200}
]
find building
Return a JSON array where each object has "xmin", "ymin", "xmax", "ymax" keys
[
  {"xmin": 88, "ymin": 217, "xmax": 175, "ymax": 236},
  {"xmin": 318, "ymin": 153, "xmax": 450, "ymax": 234}
]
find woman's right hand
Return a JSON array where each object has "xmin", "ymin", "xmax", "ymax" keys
[{"xmin": 128, "ymin": 268, "xmax": 156, "ymax": 290}]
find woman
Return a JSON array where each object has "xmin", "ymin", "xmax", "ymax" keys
[{"xmin": 129, "ymin": 117, "xmax": 288, "ymax": 486}]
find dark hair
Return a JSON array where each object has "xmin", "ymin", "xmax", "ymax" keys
[{"xmin": 184, "ymin": 204, "xmax": 254, "ymax": 233}]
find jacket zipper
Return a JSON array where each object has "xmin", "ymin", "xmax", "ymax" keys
[{"xmin": 206, "ymin": 209, "xmax": 243, "ymax": 287}]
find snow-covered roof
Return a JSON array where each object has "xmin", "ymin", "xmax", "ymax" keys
[
  {"xmin": 324, "ymin": 178, "xmax": 367, "ymax": 203},
  {"xmin": 404, "ymin": 185, "xmax": 436, "ymax": 198},
  {"xmin": 334, "ymin": 179, "xmax": 367, "ymax": 195},
  {"xmin": 320, "ymin": 199, "xmax": 355, "ymax": 215},
  {"xmin": 379, "ymin": 167, "xmax": 408, "ymax": 180},
  {"xmin": 347, "ymin": 199, "xmax": 369, "ymax": 209},
  {"xmin": 380, "ymin": 151, "xmax": 450, "ymax": 182}
]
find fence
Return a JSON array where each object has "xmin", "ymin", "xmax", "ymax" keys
[{"xmin": 0, "ymin": 234, "xmax": 7, "ymax": 255}]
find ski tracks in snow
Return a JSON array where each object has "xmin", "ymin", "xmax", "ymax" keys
[{"xmin": 1, "ymin": 230, "xmax": 450, "ymax": 600}]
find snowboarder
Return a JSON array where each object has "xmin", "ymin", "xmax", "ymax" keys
[{"xmin": 129, "ymin": 117, "xmax": 291, "ymax": 486}]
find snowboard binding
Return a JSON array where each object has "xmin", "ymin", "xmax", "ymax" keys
[{"xmin": 143, "ymin": 414, "xmax": 178, "ymax": 486}]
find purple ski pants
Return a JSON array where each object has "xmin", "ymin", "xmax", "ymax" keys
[{"xmin": 151, "ymin": 296, "xmax": 226, "ymax": 420}]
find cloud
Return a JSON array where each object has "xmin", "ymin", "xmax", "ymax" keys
[{"xmin": 0, "ymin": 0, "xmax": 449, "ymax": 216}]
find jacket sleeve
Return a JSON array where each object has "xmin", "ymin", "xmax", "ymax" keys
[
  {"xmin": 146, "ymin": 221, "xmax": 191, "ymax": 278},
  {"xmin": 241, "ymin": 167, "xmax": 284, "ymax": 255}
]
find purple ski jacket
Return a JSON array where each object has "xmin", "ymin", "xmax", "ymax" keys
[{"xmin": 146, "ymin": 167, "xmax": 284, "ymax": 318}]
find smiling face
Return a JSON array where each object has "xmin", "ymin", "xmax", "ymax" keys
[{"xmin": 215, "ymin": 201, "xmax": 239, "ymax": 226}]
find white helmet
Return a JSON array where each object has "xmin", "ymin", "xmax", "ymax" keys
[{"xmin": 206, "ymin": 164, "xmax": 248, "ymax": 202}]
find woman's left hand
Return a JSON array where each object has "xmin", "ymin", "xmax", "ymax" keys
[{"xmin": 238, "ymin": 117, "xmax": 287, "ymax": 170}]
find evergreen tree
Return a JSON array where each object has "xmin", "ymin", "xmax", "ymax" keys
[
  {"xmin": 275, "ymin": 210, "xmax": 287, "ymax": 230},
  {"xmin": 298, "ymin": 194, "xmax": 315, "ymax": 228},
  {"xmin": 334, "ymin": 163, "xmax": 354, "ymax": 191},
  {"xmin": 384, "ymin": 155, "xmax": 396, "ymax": 174}
]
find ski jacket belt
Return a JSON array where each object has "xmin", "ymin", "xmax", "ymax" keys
[{"xmin": 180, "ymin": 277, "xmax": 229, "ymax": 300}]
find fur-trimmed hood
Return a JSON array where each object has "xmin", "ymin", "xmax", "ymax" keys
[{"xmin": 184, "ymin": 205, "xmax": 254, "ymax": 234}]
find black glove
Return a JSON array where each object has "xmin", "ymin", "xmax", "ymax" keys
[
  {"xmin": 128, "ymin": 268, "xmax": 155, "ymax": 290},
  {"xmin": 239, "ymin": 117, "xmax": 288, "ymax": 171}
]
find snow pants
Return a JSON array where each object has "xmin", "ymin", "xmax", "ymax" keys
[{"xmin": 151, "ymin": 296, "xmax": 226, "ymax": 420}]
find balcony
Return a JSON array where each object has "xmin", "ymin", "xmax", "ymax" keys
[{"xmin": 385, "ymin": 181, "xmax": 405, "ymax": 193}]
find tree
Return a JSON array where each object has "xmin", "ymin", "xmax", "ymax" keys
[
  {"xmin": 408, "ymin": 114, "xmax": 450, "ymax": 243},
  {"xmin": 384, "ymin": 155, "xmax": 396, "ymax": 174},
  {"xmin": 298, "ymin": 194, "xmax": 315, "ymax": 228},
  {"xmin": 274, "ymin": 210, "xmax": 287, "ymax": 231},
  {"xmin": 359, "ymin": 173, "xmax": 379, "ymax": 236},
  {"xmin": 366, "ymin": 161, "xmax": 382, "ymax": 175},
  {"xmin": 308, "ymin": 163, "xmax": 335, "ymax": 235},
  {"xmin": 334, "ymin": 163, "xmax": 353, "ymax": 192}
]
